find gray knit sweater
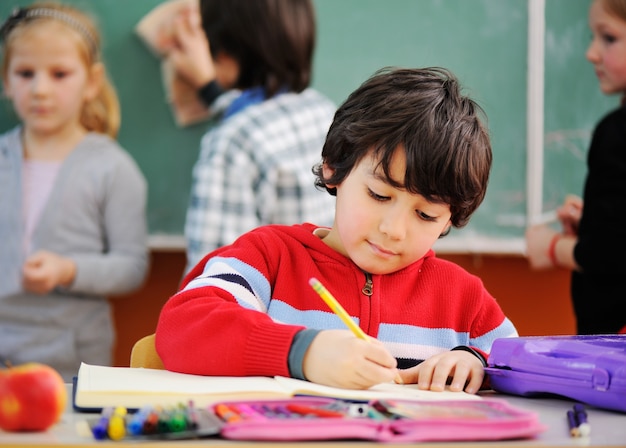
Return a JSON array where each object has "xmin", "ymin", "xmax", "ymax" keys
[{"xmin": 0, "ymin": 127, "xmax": 148, "ymax": 380}]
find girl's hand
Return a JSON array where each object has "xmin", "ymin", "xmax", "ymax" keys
[
  {"xmin": 557, "ymin": 195, "xmax": 583, "ymax": 236},
  {"xmin": 398, "ymin": 350, "xmax": 484, "ymax": 394},
  {"xmin": 525, "ymin": 224, "xmax": 559, "ymax": 269},
  {"xmin": 22, "ymin": 251, "xmax": 76, "ymax": 294},
  {"xmin": 302, "ymin": 330, "xmax": 399, "ymax": 389}
]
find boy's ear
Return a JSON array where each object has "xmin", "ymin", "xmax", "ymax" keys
[
  {"xmin": 321, "ymin": 162, "xmax": 337, "ymax": 188},
  {"xmin": 440, "ymin": 220, "xmax": 452, "ymax": 238},
  {"xmin": 84, "ymin": 62, "xmax": 104, "ymax": 101},
  {"xmin": 214, "ymin": 52, "xmax": 240, "ymax": 90}
]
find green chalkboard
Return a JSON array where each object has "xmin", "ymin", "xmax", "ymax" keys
[{"xmin": 0, "ymin": 0, "xmax": 611, "ymax": 251}]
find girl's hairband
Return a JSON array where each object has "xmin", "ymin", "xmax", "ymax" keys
[{"xmin": 0, "ymin": 7, "xmax": 97, "ymax": 55}]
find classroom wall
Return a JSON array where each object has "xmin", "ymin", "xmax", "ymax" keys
[
  {"xmin": 110, "ymin": 251, "xmax": 575, "ymax": 367},
  {"xmin": 0, "ymin": 0, "xmax": 604, "ymax": 252}
]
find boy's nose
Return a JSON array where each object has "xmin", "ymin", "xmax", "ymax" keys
[{"xmin": 379, "ymin": 208, "xmax": 408, "ymax": 240}]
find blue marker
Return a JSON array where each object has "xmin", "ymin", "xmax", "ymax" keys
[
  {"xmin": 573, "ymin": 404, "xmax": 591, "ymax": 437},
  {"xmin": 128, "ymin": 406, "xmax": 152, "ymax": 436},
  {"xmin": 91, "ymin": 407, "xmax": 113, "ymax": 440},
  {"xmin": 566, "ymin": 409, "xmax": 580, "ymax": 437}
]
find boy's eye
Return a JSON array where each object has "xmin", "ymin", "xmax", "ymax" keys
[
  {"xmin": 367, "ymin": 188, "xmax": 389, "ymax": 202},
  {"xmin": 417, "ymin": 210, "xmax": 436, "ymax": 222}
]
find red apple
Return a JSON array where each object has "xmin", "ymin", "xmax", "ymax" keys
[{"xmin": 0, "ymin": 362, "xmax": 67, "ymax": 432}]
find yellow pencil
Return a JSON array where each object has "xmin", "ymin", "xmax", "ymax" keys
[
  {"xmin": 309, "ymin": 277, "xmax": 403, "ymax": 384},
  {"xmin": 309, "ymin": 277, "xmax": 368, "ymax": 340}
]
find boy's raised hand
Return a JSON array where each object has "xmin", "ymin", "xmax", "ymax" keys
[
  {"xmin": 166, "ymin": 6, "xmax": 215, "ymax": 89},
  {"xmin": 302, "ymin": 329, "xmax": 400, "ymax": 389},
  {"xmin": 398, "ymin": 350, "xmax": 484, "ymax": 394}
]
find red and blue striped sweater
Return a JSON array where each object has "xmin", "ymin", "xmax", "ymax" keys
[{"xmin": 156, "ymin": 223, "xmax": 517, "ymax": 376}]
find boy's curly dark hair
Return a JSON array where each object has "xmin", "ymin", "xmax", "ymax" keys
[{"xmin": 313, "ymin": 67, "xmax": 492, "ymax": 229}]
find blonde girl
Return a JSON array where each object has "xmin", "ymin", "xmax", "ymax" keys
[{"xmin": 0, "ymin": 2, "xmax": 148, "ymax": 380}]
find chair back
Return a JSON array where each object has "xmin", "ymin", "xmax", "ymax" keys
[{"xmin": 130, "ymin": 333, "xmax": 165, "ymax": 369}]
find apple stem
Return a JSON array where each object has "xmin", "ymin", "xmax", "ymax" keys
[{"xmin": 4, "ymin": 360, "xmax": 12, "ymax": 368}]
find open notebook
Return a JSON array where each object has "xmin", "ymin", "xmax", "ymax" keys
[{"xmin": 73, "ymin": 362, "xmax": 480, "ymax": 411}]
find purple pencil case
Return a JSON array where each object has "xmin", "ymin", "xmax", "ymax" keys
[
  {"xmin": 485, "ymin": 335, "xmax": 626, "ymax": 413},
  {"xmin": 210, "ymin": 396, "xmax": 545, "ymax": 442}
]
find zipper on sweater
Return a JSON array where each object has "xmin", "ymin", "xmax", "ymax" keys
[{"xmin": 362, "ymin": 272, "xmax": 373, "ymax": 296}]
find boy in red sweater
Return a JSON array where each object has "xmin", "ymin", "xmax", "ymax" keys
[{"xmin": 156, "ymin": 67, "xmax": 517, "ymax": 394}]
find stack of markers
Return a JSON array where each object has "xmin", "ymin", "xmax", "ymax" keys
[
  {"xmin": 566, "ymin": 404, "xmax": 590, "ymax": 438},
  {"xmin": 212, "ymin": 400, "xmax": 390, "ymax": 422},
  {"xmin": 89, "ymin": 401, "xmax": 201, "ymax": 441}
]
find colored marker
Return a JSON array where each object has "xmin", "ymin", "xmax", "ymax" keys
[
  {"xmin": 231, "ymin": 403, "xmax": 268, "ymax": 421},
  {"xmin": 567, "ymin": 409, "xmax": 580, "ymax": 437},
  {"xmin": 215, "ymin": 403, "xmax": 242, "ymax": 423},
  {"xmin": 366, "ymin": 405, "xmax": 386, "ymax": 421},
  {"xmin": 142, "ymin": 409, "xmax": 160, "ymax": 434},
  {"xmin": 91, "ymin": 407, "xmax": 113, "ymax": 440},
  {"xmin": 156, "ymin": 407, "xmax": 170, "ymax": 433},
  {"xmin": 309, "ymin": 277, "xmax": 403, "ymax": 384},
  {"xmin": 371, "ymin": 400, "xmax": 401, "ymax": 420},
  {"xmin": 286, "ymin": 403, "xmax": 344, "ymax": 418},
  {"xmin": 274, "ymin": 405, "xmax": 292, "ymax": 418},
  {"xmin": 167, "ymin": 408, "xmax": 188, "ymax": 432},
  {"xmin": 186, "ymin": 400, "xmax": 199, "ymax": 430},
  {"xmin": 573, "ymin": 404, "xmax": 591, "ymax": 437},
  {"xmin": 128, "ymin": 406, "xmax": 151, "ymax": 436},
  {"xmin": 107, "ymin": 406, "xmax": 127, "ymax": 441}
]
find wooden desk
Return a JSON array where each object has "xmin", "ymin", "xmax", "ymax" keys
[{"xmin": 1, "ymin": 386, "xmax": 624, "ymax": 447}]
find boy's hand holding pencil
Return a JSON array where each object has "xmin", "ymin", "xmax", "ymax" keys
[{"xmin": 305, "ymin": 278, "xmax": 402, "ymax": 389}]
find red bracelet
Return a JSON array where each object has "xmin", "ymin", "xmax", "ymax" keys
[{"xmin": 548, "ymin": 234, "xmax": 561, "ymax": 267}]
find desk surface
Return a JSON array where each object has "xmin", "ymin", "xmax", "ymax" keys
[{"xmin": 1, "ymin": 386, "xmax": 625, "ymax": 447}]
